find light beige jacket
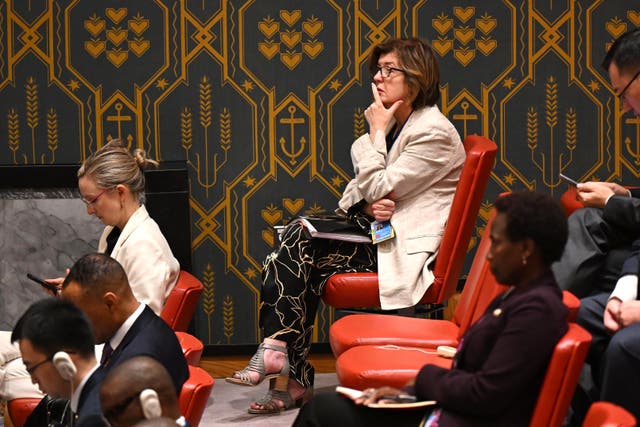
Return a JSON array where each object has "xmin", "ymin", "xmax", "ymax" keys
[
  {"xmin": 98, "ymin": 205, "xmax": 180, "ymax": 314},
  {"xmin": 338, "ymin": 105, "xmax": 465, "ymax": 309}
]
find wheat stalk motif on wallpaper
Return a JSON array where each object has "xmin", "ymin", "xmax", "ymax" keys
[
  {"xmin": 528, "ymin": 76, "xmax": 576, "ymax": 191},
  {"xmin": 202, "ymin": 263, "xmax": 215, "ymax": 343},
  {"xmin": 223, "ymin": 295, "xmax": 234, "ymax": 344},
  {"xmin": 46, "ymin": 108, "xmax": 59, "ymax": 163},
  {"xmin": 6, "ymin": 77, "xmax": 59, "ymax": 164},
  {"xmin": 180, "ymin": 76, "xmax": 232, "ymax": 197}
]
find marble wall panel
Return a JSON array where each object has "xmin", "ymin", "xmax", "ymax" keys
[{"xmin": 0, "ymin": 191, "xmax": 104, "ymax": 329}]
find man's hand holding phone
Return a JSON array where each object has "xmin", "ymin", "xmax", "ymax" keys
[
  {"xmin": 27, "ymin": 273, "xmax": 61, "ymax": 296},
  {"xmin": 559, "ymin": 173, "xmax": 579, "ymax": 187}
]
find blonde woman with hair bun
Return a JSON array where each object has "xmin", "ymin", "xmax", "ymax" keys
[{"xmin": 74, "ymin": 139, "xmax": 179, "ymax": 314}]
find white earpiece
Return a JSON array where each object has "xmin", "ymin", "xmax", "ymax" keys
[
  {"xmin": 52, "ymin": 351, "xmax": 77, "ymax": 381},
  {"xmin": 139, "ymin": 388, "xmax": 162, "ymax": 419}
]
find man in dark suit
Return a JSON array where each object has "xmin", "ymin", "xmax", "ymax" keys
[
  {"xmin": 11, "ymin": 298, "xmax": 104, "ymax": 427},
  {"xmin": 59, "ymin": 253, "xmax": 189, "ymax": 394},
  {"xmin": 100, "ymin": 356, "xmax": 188, "ymax": 427},
  {"xmin": 552, "ymin": 29, "xmax": 640, "ymax": 300},
  {"xmin": 564, "ymin": 28, "xmax": 640, "ymax": 424}
]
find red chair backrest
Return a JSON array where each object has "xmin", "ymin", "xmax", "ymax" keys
[
  {"xmin": 7, "ymin": 398, "xmax": 41, "ymax": 427},
  {"xmin": 582, "ymin": 401, "xmax": 637, "ymax": 427},
  {"xmin": 563, "ymin": 290, "xmax": 580, "ymax": 322},
  {"xmin": 176, "ymin": 331, "xmax": 204, "ymax": 366},
  {"xmin": 179, "ymin": 365, "xmax": 214, "ymax": 427},
  {"xmin": 529, "ymin": 323, "xmax": 592, "ymax": 427},
  {"xmin": 161, "ymin": 270, "xmax": 204, "ymax": 332},
  {"xmin": 418, "ymin": 134, "xmax": 497, "ymax": 304},
  {"xmin": 560, "ymin": 186, "xmax": 584, "ymax": 216},
  {"xmin": 450, "ymin": 210, "xmax": 508, "ymax": 336}
]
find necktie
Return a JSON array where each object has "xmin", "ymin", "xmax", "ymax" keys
[{"xmin": 100, "ymin": 342, "xmax": 114, "ymax": 366}]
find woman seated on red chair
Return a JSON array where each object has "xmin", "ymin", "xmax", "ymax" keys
[
  {"xmin": 294, "ymin": 191, "xmax": 570, "ymax": 427},
  {"xmin": 226, "ymin": 37, "xmax": 466, "ymax": 414}
]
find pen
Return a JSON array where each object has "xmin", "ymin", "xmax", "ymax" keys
[{"xmin": 378, "ymin": 394, "xmax": 417, "ymax": 403}]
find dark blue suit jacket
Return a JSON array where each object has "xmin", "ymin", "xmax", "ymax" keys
[
  {"xmin": 104, "ymin": 305, "xmax": 189, "ymax": 394},
  {"xmin": 75, "ymin": 368, "xmax": 106, "ymax": 427}
]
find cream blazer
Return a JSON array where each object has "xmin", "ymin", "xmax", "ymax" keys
[
  {"xmin": 338, "ymin": 105, "xmax": 465, "ymax": 309},
  {"xmin": 98, "ymin": 205, "xmax": 180, "ymax": 314}
]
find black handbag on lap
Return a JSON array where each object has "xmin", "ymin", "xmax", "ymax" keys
[{"xmin": 24, "ymin": 396, "xmax": 72, "ymax": 427}]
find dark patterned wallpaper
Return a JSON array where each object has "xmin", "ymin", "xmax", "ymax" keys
[{"xmin": 1, "ymin": 0, "xmax": 639, "ymax": 348}]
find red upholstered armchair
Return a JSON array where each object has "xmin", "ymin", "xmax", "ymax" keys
[
  {"xmin": 322, "ymin": 134, "xmax": 497, "ymax": 309},
  {"xmin": 179, "ymin": 365, "xmax": 214, "ymax": 427},
  {"xmin": 582, "ymin": 402, "xmax": 637, "ymax": 427},
  {"xmin": 161, "ymin": 270, "xmax": 204, "ymax": 332}
]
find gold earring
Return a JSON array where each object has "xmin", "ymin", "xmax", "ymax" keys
[{"xmin": 522, "ymin": 255, "xmax": 528, "ymax": 266}]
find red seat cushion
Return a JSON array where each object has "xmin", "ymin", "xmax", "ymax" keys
[
  {"xmin": 336, "ymin": 345, "xmax": 452, "ymax": 390},
  {"xmin": 330, "ymin": 315, "xmax": 459, "ymax": 357}
]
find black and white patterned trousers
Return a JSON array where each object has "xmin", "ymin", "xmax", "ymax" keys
[{"xmin": 260, "ymin": 222, "xmax": 377, "ymax": 388}]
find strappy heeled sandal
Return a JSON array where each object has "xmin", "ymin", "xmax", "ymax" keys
[
  {"xmin": 247, "ymin": 385, "xmax": 313, "ymax": 415},
  {"xmin": 225, "ymin": 342, "xmax": 289, "ymax": 386}
]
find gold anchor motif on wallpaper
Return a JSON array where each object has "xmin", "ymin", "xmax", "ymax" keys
[
  {"xmin": 106, "ymin": 102, "xmax": 132, "ymax": 141},
  {"xmin": 279, "ymin": 105, "xmax": 306, "ymax": 165},
  {"xmin": 527, "ymin": 76, "xmax": 577, "ymax": 189},
  {"xmin": 431, "ymin": 7, "xmax": 497, "ymax": 66},
  {"xmin": 624, "ymin": 117, "xmax": 640, "ymax": 166},
  {"xmin": 84, "ymin": 8, "xmax": 150, "ymax": 67},
  {"xmin": 257, "ymin": 10, "xmax": 324, "ymax": 70}
]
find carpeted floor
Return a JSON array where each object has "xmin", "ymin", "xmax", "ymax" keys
[
  {"xmin": 0, "ymin": 375, "xmax": 338, "ymax": 427},
  {"xmin": 199, "ymin": 373, "xmax": 339, "ymax": 426}
]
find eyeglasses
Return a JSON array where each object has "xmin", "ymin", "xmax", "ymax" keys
[
  {"xmin": 26, "ymin": 357, "xmax": 52, "ymax": 375},
  {"xmin": 617, "ymin": 69, "xmax": 640, "ymax": 102},
  {"xmin": 81, "ymin": 187, "xmax": 113, "ymax": 206},
  {"xmin": 372, "ymin": 65, "xmax": 405, "ymax": 79}
]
